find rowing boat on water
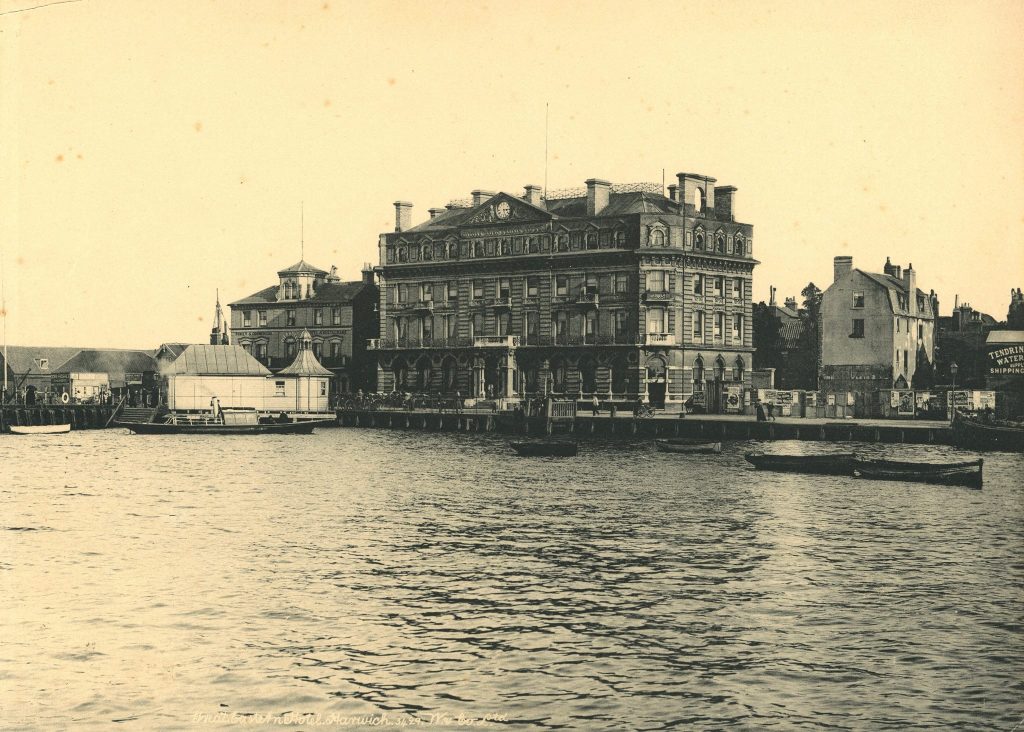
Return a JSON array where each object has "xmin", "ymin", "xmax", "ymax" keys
[
  {"xmin": 852, "ymin": 456, "xmax": 983, "ymax": 489},
  {"xmin": 9, "ymin": 423, "xmax": 71, "ymax": 435},
  {"xmin": 510, "ymin": 441, "xmax": 577, "ymax": 457},
  {"xmin": 744, "ymin": 452, "xmax": 856, "ymax": 475},
  {"xmin": 952, "ymin": 412, "xmax": 1024, "ymax": 452},
  {"xmin": 655, "ymin": 440, "xmax": 722, "ymax": 454}
]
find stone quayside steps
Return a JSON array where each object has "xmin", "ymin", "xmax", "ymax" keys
[
  {"xmin": 336, "ymin": 410, "xmax": 956, "ymax": 445},
  {"xmin": 0, "ymin": 404, "xmax": 116, "ymax": 432}
]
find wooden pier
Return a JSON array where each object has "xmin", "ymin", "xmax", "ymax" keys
[
  {"xmin": 0, "ymin": 404, "xmax": 117, "ymax": 433},
  {"xmin": 335, "ymin": 409, "xmax": 955, "ymax": 445}
]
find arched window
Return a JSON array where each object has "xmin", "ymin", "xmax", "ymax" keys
[
  {"xmin": 398, "ymin": 247, "xmax": 408, "ymax": 263},
  {"xmin": 733, "ymin": 356, "xmax": 745, "ymax": 382},
  {"xmin": 693, "ymin": 356, "xmax": 705, "ymax": 390},
  {"xmin": 312, "ymin": 341, "xmax": 323, "ymax": 359},
  {"xmin": 550, "ymin": 358, "xmax": 567, "ymax": 392},
  {"xmin": 693, "ymin": 227, "xmax": 705, "ymax": 251},
  {"xmin": 714, "ymin": 230, "xmax": 726, "ymax": 253},
  {"xmin": 694, "ymin": 188, "xmax": 705, "ymax": 213},
  {"xmin": 557, "ymin": 234, "xmax": 569, "ymax": 252},
  {"xmin": 615, "ymin": 229, "xmax": 626, "ymax": 247},
  {"xmin": 611, "ymin": 355, "xmax": 628, "ymax": 394},
  {"xmin": 330, "ymin": 340, "xmax": 342, "ymax": 358},
  {"xmin": 441, "ymin": 356, "xmax": 458, "ymax": 393},
  {"xmin": 415, "ymin": 356, "xmax": 432, "ymax": 391},
  {"xmin": 733, "ymin": 233, "xmax": 745, "ymax": 257},
  {"xmin": 447, "ymin": 241, "xmax": 458, "ymax": 259},
  {"xmin": 528, "ymin": 237, "xmax": 539, "ymax": 253},
  {"xmin": 585, "ymin": 231, "xmax": 598, "ymax": 250},
  {"xmin": 422, "ymin": 244, "xmax": 432, "ymax": 261},
  {"xmin": 473, "ymin": 241, "xmax": 484, "ymax": 258},
  {"xmin": 714, "ymin": 356, "xmax": 726, "ymax": 381},
  {"xmin": 579, "ymin": 356, "xmax": 598, "ymax": 393},
  {"xmin": 240, "ymin": 341, "xmax": 251, "ymax": 353},
  {"xmin": 649, "ymin": 228, "xmax": 665, "ymax": 247}
]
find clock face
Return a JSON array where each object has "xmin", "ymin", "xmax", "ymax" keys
[{"xmin": 495, "ymin": 201, "xmax": 511, "ymax": 220}]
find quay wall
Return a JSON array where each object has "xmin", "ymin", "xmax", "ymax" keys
[
  {"xmin": 1, "ymin": 404, "xmax": 116, "ymax": 433},
  {"xmin": 336, "ymin": 409, "xmax": 954, "ymax": 445}
]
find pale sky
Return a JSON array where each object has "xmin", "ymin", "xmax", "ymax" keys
[{"xmin": 1, "ymin": 0, "xmax": 1022, "ymax": 348}]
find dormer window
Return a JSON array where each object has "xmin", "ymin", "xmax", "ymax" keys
[
  {"xmin": 734, "ymin": 234, "xmax": 745, "ymax": 256},
  {"xmin": 693, "ymin": 227, "xmax": 705, "ymax": 251},
  {"xmin": 714, "ymin": 230, "xmax": 726, "ymax": 253}
]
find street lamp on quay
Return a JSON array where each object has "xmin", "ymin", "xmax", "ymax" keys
[{"xmin": 949, "ymin": 361, "xmax": 959, "ymax": 422}]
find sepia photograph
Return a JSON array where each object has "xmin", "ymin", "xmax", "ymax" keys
[{"xmin": 1, "ymin": 0, "xmax": 1022, "ymax": 729}]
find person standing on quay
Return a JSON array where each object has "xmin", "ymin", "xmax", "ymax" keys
[{"xmin": 591, "ymin": 395, "xmax": 600, "ymax": 416}]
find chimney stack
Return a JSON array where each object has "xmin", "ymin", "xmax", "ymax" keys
[
  {"xmin": 471, "ymin": 190, "xmax": 495, "ymax": 206},
  {"xmin": 585, "ymin": 178, "xmax": 611, "ymax": 216},
  {"xmin": 903, "ymin": 264, "xmax": 916, "ymax": 315},
  {"xmin": 785, "ymin": 296, "xmax": 798, "ymax": 310},
  {"xmin": 394, "ymin": 201, "xmax": 412, "ymax": 232},
  {"xmin": 523, "ymin": 185, "xmax": 544, "ymax": 206},
  {"xmin": 834, "ymin": 255, "xmax": 853, "ymax": 283},
  {"xmin": 362, "ymin": 263, "xmax": 375, "ymax": 285},
  {"xmin": 883, "ymin": 256, "xmax": 901, "ymax": 279},
  {"xmin": 676, "ymin": 173, "xmax": 717, "ymax": 212},
  {"xmin": 428, "ymin": 207, "xmax": 445, "ymax": 220},
  {"xmin": 769, "ymin": 285, "xmax": 777, "ymax": 306},
  {"xmin": 714, "ymin": 186, "xmax": 737, "ymax": 221}
]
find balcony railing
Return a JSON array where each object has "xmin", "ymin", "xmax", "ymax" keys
[
  {"xmin": 488, "ymin": 296, "xmax": 512, "ymax": 308},
  {"xmin": 642, "ymin": 290, "xmax": 672, "ymax": 302},
  {"xmin": 368, "ymin": 337, "xmax": 473, "ymax": 350},
  {"xmin": 473, "ymin": 335, "xmax": 520, "ymax": 348},
  {"xmin": 576, "ymin": 292, "xmax": 600, "ymax": 307},
  {"xmin": 643, "ymin": 333, "xmax": 676, "ymax": 346},
  {"xmin": 393, "ymin": 300, "xmax": 434, "ymax": 312}
]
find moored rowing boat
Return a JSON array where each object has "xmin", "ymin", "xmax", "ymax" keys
[
  {"xmin": 852, "ymin": 456, "xmax": 983, "ymax": 489},
  {"xmin": 744, "ymin": 452, "xmax": 856, "ymax": 475},
  {"xmin": 9, "ymin": 423, "xmax": 72, "ymax": 435},
  {"xmin": 655, "ymin": 440, "xmax": 722, "ymax": 454}
]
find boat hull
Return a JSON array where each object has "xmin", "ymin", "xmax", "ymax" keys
[
  {"xmin": 853, "ymin": 457, "xmax": 983, "ymax": 488},
  {"xmin": 656, "ymin": 440, "xmax": 722, "ymax": 454},
  {"xmin": 952, "ymin": 415, "xmax": 1024, "ymax": 452},
  {"xmin": 9, "ymin": 424, "xmax": 72, "ymax": 435},
  {"xmin": 744, "ymin": 452, "xmax": 856, "ymax": 475},
  {"xmin": 510, "ymin": 441, "xmax": 577, "ymax": 457},
  {"xmin": 115, "ymin": 419, "xmax": 332, "ymax": 435}
]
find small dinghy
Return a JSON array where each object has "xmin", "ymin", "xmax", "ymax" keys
[
  {"xmin": 510, "ymin": 441, "xmax": 578, "ymax": 457},
  {"xmin": 9, "ymin": 423, "xmax": 71, "ymax": 435},
  {"xmin": 744, "ymin": 452, "xmax": 856, "ymax": 475},
  {"xmin": 852, "ymin": 456, "xmax": 983, "ymax": 489},
  {"xmin": 655, "ymin": 439, "xmax": 722, "ymax": 454}
]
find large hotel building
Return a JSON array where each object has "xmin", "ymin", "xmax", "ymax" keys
[{"xmin": 372, "ymin": 172, "xmax": 757, "ymax": 412}]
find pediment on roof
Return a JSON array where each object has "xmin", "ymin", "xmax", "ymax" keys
[{"xmin": 461, "ymin": 193, "xmax": 553, "ymax": 226}]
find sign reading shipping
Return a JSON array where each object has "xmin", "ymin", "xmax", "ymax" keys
[{"xmin": 988, "ymin": 344, "xmax": 1024, "ymax": 375}]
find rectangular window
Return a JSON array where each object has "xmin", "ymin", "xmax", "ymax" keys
[
  {"xmin": 473, "ymin": 280, "xmax": 484, "ymax": 300},
  {"xmin": 646, "ymin": 270, "xmax": 667, "ymax": 292},
  {"xmin": 320, "ymin": 382, "xmax": 327, "ymax": 397},
  {"xmin": 499, "ymin": 278, "xmax": 511, "ymax": 299},
  {"xmin": 331, "ymin": 341, "xmax": 341, "ymax": 358},
  {"xmin": 918, "ymin": 323, "xmax": 924, "ymax": 339},
  {"xmin": 258, "ymin": 310, "xmax": 267, "ymax": 326},
  {"xmin": 693, "ymin": 311, "xmax": 705, "ymax": 343},
  {"xmin": 714, "ymin": 312, "xmax": 724, "ymax": 340},
  {"xmin": 732, "ymin": 314, "xmax": 744, "ymax": 342},
  {"xmin": 732, "ymin": 278, "xmax": 743, "ymax": 299},
  {"xmin": 693, "ymin": 274, "xmax": 703, "ymax": 295},
  {"xmin": 447, "ymin": 281, "xmax": 458, "ymax": 301},
  {"xmin": 256, "ymin": 343, "xmax": 267, "ymax": 359},
  {"xmin": 585, "ymin": 312, "xmax": 597, "ymax": 342},
  {"xmin": 526, "ymin": 276, "xmax": 539, "ymax": 297},
  {"xmin": 712, "ymin": 277, "xmax": 723, "ymax": 297},
  {"xmin": 421, "ymin": 283, "xmax": 432, "ymax": 302},
  {"xmin": 853, "ymin": 291, "xmax": 865, "ymax": 308},
  {"xmin": 614, "ymin": 272, "xmax": 628, "ymax": 294},
  {"xmin": 332, "ymin": 307, "xmax": 341, "ymax": 325},
  {"xmin": 275, "ymin": 380, "xmax": 285, "ymax": 396},
  {"xmin": 497, "ymin": 311, "xmax": 511, "ymax": 336},
  {"xmin": 398, "ymin": 284, "xmax": 408, "ymax": 303},
  {"xmin": 314, "ymin": 309, "xmax": 323, "ymax": 325},
  {"xmin": 851, "ymin": 319, "xmax": 865, "ymax": 338},
  {"xmin": 614, "ymin": 310, "xmax": 628, "ymax": 338},
  {"xmin": 903, "ymin": 349, "xmax": 909, "ymax": 371},
  {"xmin": 556, "ymin": 275, "xmax": 568, "ymax": 296},
  {"xmin": 647, "ymin": 307, "xmax": 666, "ymax": 334},
  {"xmin": 585, "ymin": 273, "xmax": 598, "ymax": 294},
  {"xmin": 287, "ymin": 310, "xmax": 296, "ymax": 326},
  {"xmin": 471, "ymin": 312, "xmax": 483, "ymax": 338},
  {"xmin": 446, "ymin": 315, "xmax": 457, "ymax": 339},
  {"xmin": 896, "ymin": 318, "xmax": 901, "ymax": 332},
  {"xmin": 243, "ymin": 310, "xmax": 252, "ymax": 327},
  {"xmin": 525, "ymin": 311, "xmax": 538, "ymax": 342}
]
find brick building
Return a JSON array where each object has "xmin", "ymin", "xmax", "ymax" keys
[
  {"xmin": 820, "ymin": 256, "xmax": 938, "ymax": 392},
  {"xmin": 228, "ymin": 261, "xmax": 379, "ymax": 394},
  {"xmin": 372, "ymin": 172, "xmax": 757, "ymax": 412}
]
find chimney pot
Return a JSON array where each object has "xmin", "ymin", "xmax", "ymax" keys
[
  {"xmin": 714, "ymin": 186, "xmax": 737, "ymax": 221},
  {"xmin": 471, "ymin": 190, "xmax": 496, "ymax": 206},
  {"xmin": 393, "ymin": 201, "xmax": 413, "ymax": 232},
  {"xmin": 585, "ymin": 178, "xmax": 611, "ymax": 216},
  {"xmin": 833, "ymin": 255, "xmax": 853, "ymax": 283},
  {"xmin": 523, "ymin": 185, "xmax": 544, "ymax": 206},
  {"xmin": 428, "ymin": 207, "xmax": 446, "ymax": 220}
]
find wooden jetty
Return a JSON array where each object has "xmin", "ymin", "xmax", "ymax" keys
[
  {"xmin": 335, "ymin": 408, "xmax": 955, "ymax": 445},
  {"xmin": 0, "ymin": 404, "xmax": 116, "ymax": 433}
]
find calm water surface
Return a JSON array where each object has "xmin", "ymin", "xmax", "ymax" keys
[{"xmin": 1, "ymin": 428, "xmax": 1022, "ymax": 730}]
